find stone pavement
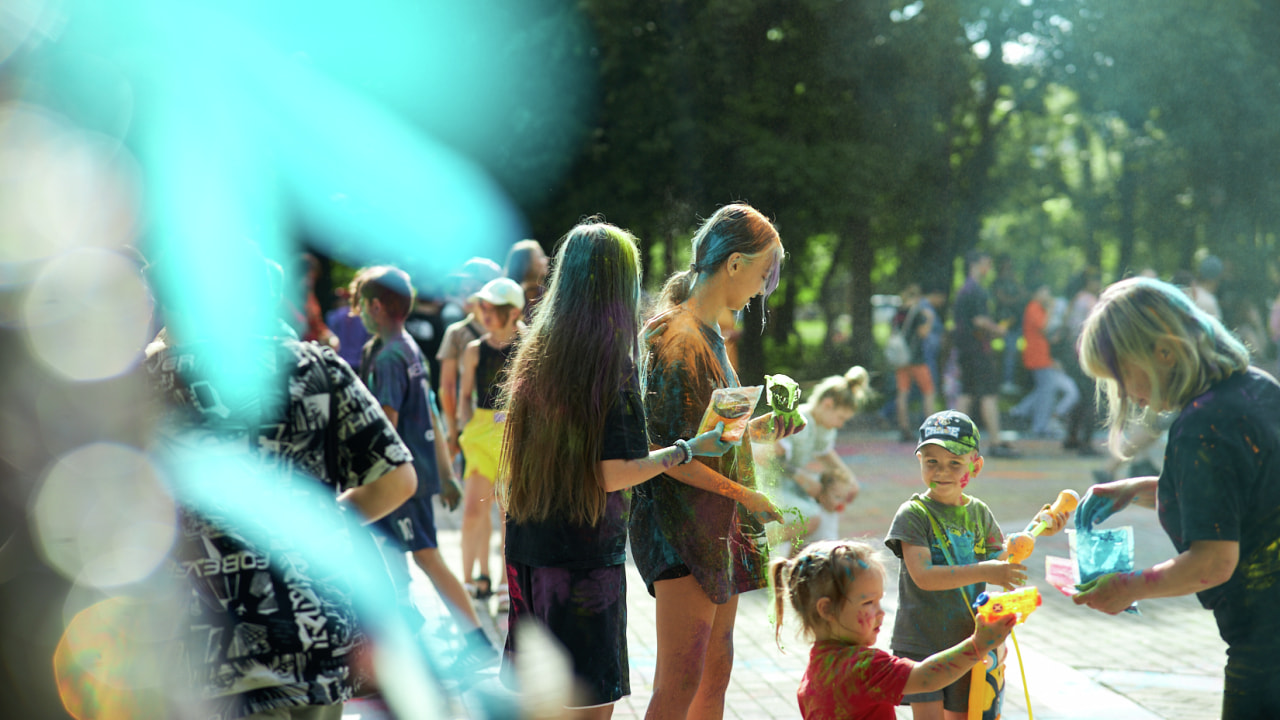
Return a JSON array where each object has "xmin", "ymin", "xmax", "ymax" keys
[{"xmin": 349, "ymin": 430, "xmax": 1228, "ymax": 719}]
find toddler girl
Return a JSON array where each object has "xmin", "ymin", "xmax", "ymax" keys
[{"xmin": 771, "ymin": 539, "xmax": 1014, "ymax": 720}]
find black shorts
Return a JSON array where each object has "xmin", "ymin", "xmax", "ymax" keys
[
  {"xmin": 957, "ymin": 349, "xmax": 1000, "ymax": 398},
  {"xmin": 372, "ymin": 494, "xmax": 438, "ymax": 552},
  {"xmin": 500, "ymin": 561, "xmax": 629, "ymax": 707}
]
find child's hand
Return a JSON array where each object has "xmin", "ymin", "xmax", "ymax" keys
[
  {"xmin": 984, "ymin": 559, "xmax": 1028, "ymax": 590},
  {"xmin": 439, "ymin": 475, "xmax": 463, "ymax": 511},
  {"xmin": 688, "ymin": 422, "xmax": 735, "ymax": 458},
  {"xmin": 1032, "ymin": 505, "xmax": 1069, "ymax": 536},
  {"xmin": 972, "ymin": 612, "xmax": 1016, "ymax": 653}
]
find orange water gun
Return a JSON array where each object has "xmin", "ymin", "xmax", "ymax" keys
[{"xmin": 1004, "ymin": 489, "xmax": 1079, "ymax": 564}]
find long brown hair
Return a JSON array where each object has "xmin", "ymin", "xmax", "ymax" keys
[{"xmin": 497, "ymin": 221, "xmax": 643, "ymax": 525}]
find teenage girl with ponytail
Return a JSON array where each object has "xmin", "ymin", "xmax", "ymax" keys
[{"xmin": 629, "ymin": 203, "xmax": 802, "ymax": 719}]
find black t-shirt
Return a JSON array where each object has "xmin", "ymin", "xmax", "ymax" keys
[
  {"xmin": 954, "ymin": 278, "xmax": 991, "ymax": 355},
  {"xmin": 1157, "ymin": 367, "xmax": 1280, "ymax": 647},
  {"xmin": 505, "ymin": 383, "xmax": 651, "ymax": 569}
]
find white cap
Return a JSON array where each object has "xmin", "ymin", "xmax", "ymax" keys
[{"xmin": 471, "ymin": 277, "xmax": 526, "ymax": 310}]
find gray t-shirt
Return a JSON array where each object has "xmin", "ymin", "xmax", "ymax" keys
[
  {"xmin": 884, "ymin": 493, "xmax": 1004, "ymax": 656},
  {"xmin": 436, "ymin": 315, "xmax": 484, "ymax": 364}
]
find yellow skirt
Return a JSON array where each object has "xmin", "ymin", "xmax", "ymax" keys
[{"xmin": 459, "ymin": 408, "xmax": 504, "ymax": 481}]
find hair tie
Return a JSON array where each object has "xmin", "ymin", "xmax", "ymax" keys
[{"xmin": 689, "ymin": 262, "xmax": 701, "ymax": 274}]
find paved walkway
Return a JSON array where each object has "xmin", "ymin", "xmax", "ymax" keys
[{"xmin": 349, "ymin": 431, "xmax": 1227, "ymax": 719}]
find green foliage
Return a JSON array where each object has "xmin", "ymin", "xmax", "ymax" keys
[{"xmin": 523, "ymin": 0, "xmax": 1280, "ymax": 376}]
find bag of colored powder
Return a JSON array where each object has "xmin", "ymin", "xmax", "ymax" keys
[{"xmin": 697, "ymin": 385, "xmax": 763, "ymax": 444}]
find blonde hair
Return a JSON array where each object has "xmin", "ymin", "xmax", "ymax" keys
[
  {"xmin": 807, "ymin": 366, "xmax": 872, "ymax": 411},
  {"xmin": 770, "ymin": 540, "xmax": 884, "ymax": 651},
  {"xmin": 1078, "ymin": 277, "xmax": 1250, "ymax": 457}
]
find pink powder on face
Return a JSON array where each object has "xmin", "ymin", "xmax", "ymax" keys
[{"xmin": 960, "ymin": 472, "xmax": 971, "ymax": 489}]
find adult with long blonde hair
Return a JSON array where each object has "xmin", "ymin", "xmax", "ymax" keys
[
  {"xmin": 631, "ymin": 203, "xmax": 800, "ymax": 719},
  {"xmin": 1073, "ymin": 276, "xmax": 1280, "ymax": 718},
  {"xmin": 496, "ymin": 221, "xmax": 735, "ymax": 719}
]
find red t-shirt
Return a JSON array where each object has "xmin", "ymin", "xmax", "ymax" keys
[{"xmin": 798, "ymin": 642, "xmax": 915, "ymax": 720}]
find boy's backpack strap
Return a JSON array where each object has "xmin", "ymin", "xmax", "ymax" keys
[{"xmin": 911, "ymin": 497, "xmax": 975, "ymax": 615}]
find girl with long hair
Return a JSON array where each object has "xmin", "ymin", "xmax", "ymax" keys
[
  {"xmin": 496, "ymin": 221, "xmax": 735, "ymax": 718},
  {"xmin": 630, "ymin": 203, "xmax": 801, "ymax": 719}
]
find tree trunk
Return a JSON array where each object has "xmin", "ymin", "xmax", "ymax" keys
[{"xmin": 846, "ymin": 216, "xmax": 874, "ymax": 368}]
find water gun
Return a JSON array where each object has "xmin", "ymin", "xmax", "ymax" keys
[
  {"xmin": 973, "ymin": 586, "xmax": 1042, "ymax": 624},
  {"xmin": 1004, "ymin": 489, "xmax": 1080, "ymax": 564}
]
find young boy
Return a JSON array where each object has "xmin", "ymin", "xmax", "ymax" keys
[
  {"xmin": 356, "ymin": 265, "xmax": 499, "ymax": 675},
  {"xmin": 883, "ymin": 411, "xmax": 1025, "ymax": 720}
]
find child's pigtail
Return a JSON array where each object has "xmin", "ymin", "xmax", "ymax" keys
[{"xmin": 843, "ymin": 365, "xmax": 872, "ymax": 411}]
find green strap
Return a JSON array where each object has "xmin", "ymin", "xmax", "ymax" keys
[{"xmin": 911, "ymin": 498, "xmax": 976, "ymax": 616}]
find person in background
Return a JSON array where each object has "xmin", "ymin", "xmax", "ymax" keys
[
  {"xmin": 404, "ymin": 276, "xmax": 449, "ymax": 399},
  {"xmin": 355, "ymin": 265, "xmax": 500, "ymax": 677},
  {"xmin": 1060, "ymin": 268, "xmax": 1101, "ymax": 455},
  {"xmin": 326, "ymin": 282, "xmax": 372, "ymax": 370},
  {"xmin": 437, "ymin": 257, "xmax": 503, "ymax": 461},
  {"xmin": 1010, "ymin": 283, "xmax": 1079, "ymax": 439},
  {"xmin": 457, "ymin": 278, "xmax": 525, "ymax": 602},
  {"xmin": 1187, "ymin": 254, "xmax": 1224, "ymax": 320},
  {"xmin": 953, "ymin": 251, "xmax": 1018, "ymax": 458},
  {"xmin": 894, "ymin": 284, "xmax": 938, "ymax": 443},
  {"xmin": 760, "ymin": 366, "xmax": 871, "ymax": 557},
  {"xmin": 991, "ymin": 253, "xmax": 1026, "ymax": 396},
  {"xmin": 284, "ymin": 252, "xmax": 337, "ymax": 348},
  {"xmin": 1072, "ymin": 276, "xmax": 1280, "ymax": 719},
  {"xmin": 504, "ymin": 239, "xmax": 549, "ymax": 323},
  {"xmin": 921, "ymin": 284, "xmax": 948, "ymax": 392}
]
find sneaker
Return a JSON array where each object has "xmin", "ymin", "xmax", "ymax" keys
[{"xmin": 445, "ymin": 640, "xmax": 499, "ymax": 681}]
